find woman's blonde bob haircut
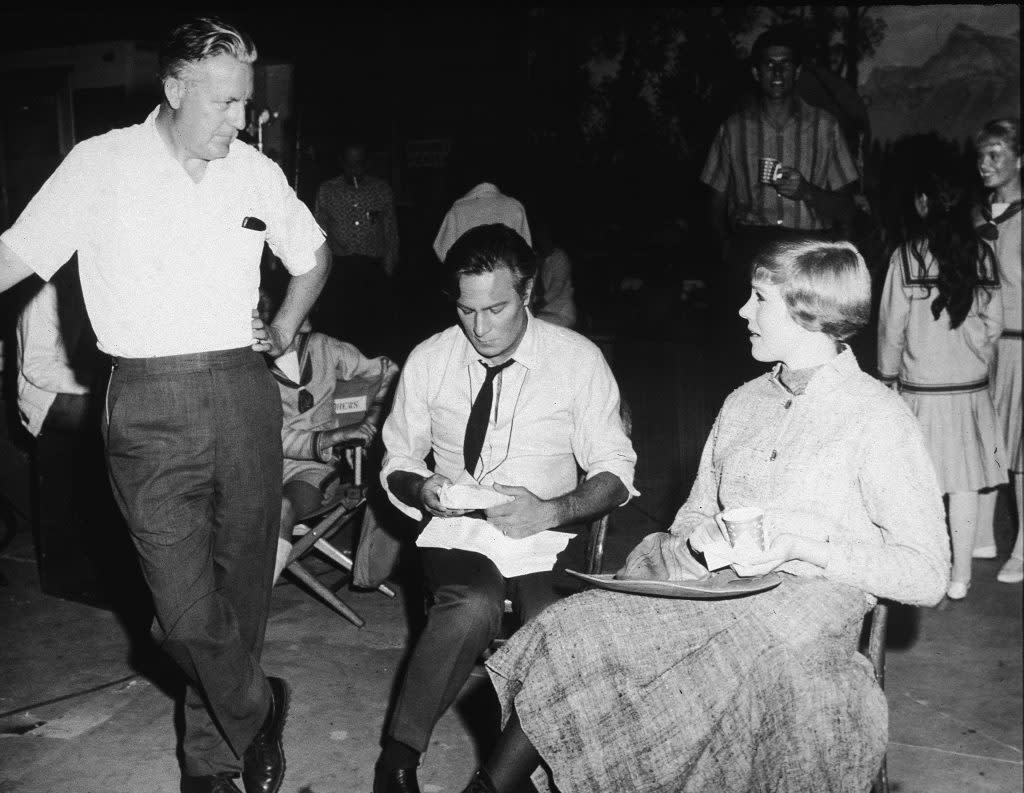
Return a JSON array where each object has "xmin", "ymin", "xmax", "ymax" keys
[{"xmin": 751, "ymin": 239, "xmax": 871, "ymax": 341}]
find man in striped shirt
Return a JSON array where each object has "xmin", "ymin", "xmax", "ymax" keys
[{"xmin": 702, "ymin": 25, "xmax": 860, "ymax": 321}]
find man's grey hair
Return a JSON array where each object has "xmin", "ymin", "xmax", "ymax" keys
[{"xmin": 158, "ymin": 16, "xmax": 258, "ymax": 81}]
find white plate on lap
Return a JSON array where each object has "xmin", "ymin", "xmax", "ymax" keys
[{"xmin": 566, "ymin": 569, "xmax": 783, "ymax": 599}]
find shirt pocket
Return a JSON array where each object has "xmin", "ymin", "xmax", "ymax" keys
[{"xmin": 206, "ymin": 207, "xmax": 268, "ymax": 288}]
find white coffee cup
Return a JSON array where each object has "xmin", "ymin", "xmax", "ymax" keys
[
  {"xmin": 759, "ymin": 157, "xmax": 783, "ymax": 185},
  {"xmin": 717, "ymin": 507, "xmax": 766, "ymax": 552}
]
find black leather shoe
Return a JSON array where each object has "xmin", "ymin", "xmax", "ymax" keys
[
  {"xmin": 181, "ymin": 773, "xmax": 242, "ymax": 793},
  {"xmin": 241, "ymin": 676, "xmax": 290, "ymax": 793},
  {"xmin": 372, "ymin": 764, "xmax": 421, "ymax": 793}
]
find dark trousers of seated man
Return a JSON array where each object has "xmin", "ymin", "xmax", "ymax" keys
[
  {"xmin": 385, "ymin": 543, "xmax": 578, "ymax": 760},
  {"xmin": 103, "ymin": 348, "xmax": 282, "ymax": 776}
]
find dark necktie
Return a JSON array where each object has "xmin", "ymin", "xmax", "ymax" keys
[
  {"xmin": 978, "ymin": 199, "xmax": 1023, "ymax": 241},
  {"xmin": 463, "ymin": 359, "xmax": 515, "ymax": 476}
]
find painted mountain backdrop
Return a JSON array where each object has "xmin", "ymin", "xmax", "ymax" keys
[{"xmin": 863, "ymin": 23, "xmax": 1020, "ymax": 143}]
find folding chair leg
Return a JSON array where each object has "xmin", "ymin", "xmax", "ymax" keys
[
  {"xmin": 286, "ymin": 561, "xmax": 365, "ymax": 628},
  {"xmin": 313, "ymin": 539, "xmax": 397, "ymax": 598},
  {"xmin": 873, "ymin": 755, "xmax": 889, "ymax": 793}
]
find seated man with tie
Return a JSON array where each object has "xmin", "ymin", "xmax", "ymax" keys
[{"xmin": 373, "ymin": 223, "xmax": 638, "ymax": 793}]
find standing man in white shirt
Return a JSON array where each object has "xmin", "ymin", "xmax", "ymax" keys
[
  {"xmin": 433, "ymin": 182, "xmax": 532, "ymax": 262},
  {"xmin": 0, "ymin": 17, "xmax": 330, "ymax": 793},
  {"xmin": 373, "ymin": 224, "xmax": 637, "ymax": 793}
]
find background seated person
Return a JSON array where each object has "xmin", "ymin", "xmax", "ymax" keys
[
  {"xmin": 258, "ymin": 288, "xmax": 399, "ymax": 584},
  {"xmin": 529, "ymin": 216, "xmax": 576, "ymax": 329},
  {"xmin": 461, "ymin": 240, "xmax": 950, "ymax": 793},
  {"xmin": 18, "ymin": 267, "xmax": 97, "ymax": 436},
  {"xmin": 372, "ymin": 224, "xmax": 636, "ymax": 793},
  {"xmin": 17, "ymin": 264, "xmax": 133, "ymax": 606}
]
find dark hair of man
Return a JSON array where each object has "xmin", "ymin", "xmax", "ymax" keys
[
  {"xmin": 909, "ymin": 162, "xmax": 996, "ymax": 329},
  {"xmin": 158, "ymin": 16, "xmax": 258, "ymax": 81},
  {"xmin": 444, "ymin": 224, "xmax": 537, "ymax": 300},
  {"xmin": 750, "ymin": 24, "xmax": 805, "ymax": 66}
]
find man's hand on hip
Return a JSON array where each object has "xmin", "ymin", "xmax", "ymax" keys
[
  {"xmin": 485, "ymin": 484, "xmax": 559, "ymax": 539},
  {"xmin": 250, "ymin": 309, "xmax": 294, "ymax": 357}
]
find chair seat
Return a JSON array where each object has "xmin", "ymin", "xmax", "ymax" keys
[{"xmin": 295, "ymin": 479, "xmax": 366, "ymax": 523}]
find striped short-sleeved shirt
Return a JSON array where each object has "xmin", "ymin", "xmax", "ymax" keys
[{"xmin": 701, "ymin": 98, "xmax": 859, "ymax": 231}]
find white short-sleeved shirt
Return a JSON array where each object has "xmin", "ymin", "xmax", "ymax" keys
[{"xmin": 1, "ymin": 107, "xmax": 326, "ymax": 358}]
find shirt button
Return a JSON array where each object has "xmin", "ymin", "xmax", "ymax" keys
[
  {"xmin": 784, "ymin": 400, "xmax": 792, "ymax": 409},
  {"xmin": 769, "ymin": 450, "xmax": 778, "ymax": 461}
]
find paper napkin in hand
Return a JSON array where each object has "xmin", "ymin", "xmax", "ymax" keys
[{"xmin": 438, "ymin": 482, "xmax": 516, "ymax": 510}]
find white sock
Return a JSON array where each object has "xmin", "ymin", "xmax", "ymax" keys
[{"xmin": 273, "ymin": 538, "xmax": 293, "ymax": 585}]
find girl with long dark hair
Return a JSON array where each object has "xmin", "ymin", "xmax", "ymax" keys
[{"xmin": 878, "ymin": 155, "xmax": 1005, "ymax": 600}]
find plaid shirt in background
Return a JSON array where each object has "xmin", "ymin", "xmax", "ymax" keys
[
  {"xmin": 701, "ymin": 98, "xmax": 859, "ymax": 232},
  {"xmin": 314, "ymin": 174, "xmax": 399, "ymax": 263}
]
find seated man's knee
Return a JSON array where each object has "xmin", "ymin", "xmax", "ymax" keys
[{"xmin": 431, "ymin": 584, "xmax": 504, "ymax": 638}]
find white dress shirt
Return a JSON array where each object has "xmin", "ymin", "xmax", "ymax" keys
[
  {"xmin": 433, "ymin": 183, "xmax": 532, "ymax": 261},
  {"xmin": 381, "ymin": 312, "xmax": 638, "ymax": 576},
  {"xmin": 17, "ymin": 282, "xmax": 90, "ymax": 436},
  {"xmin": 1, "ymin": 107, "xmax": 325, "ymax": 358}
]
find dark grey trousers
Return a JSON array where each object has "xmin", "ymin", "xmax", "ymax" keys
[
  {"xmin": 103, "ymin": 347, "xmax": 281, "ymax": 775},
  {"xmin": 387, "ymin": 548, "xmax": 563, "ymax": 753}
]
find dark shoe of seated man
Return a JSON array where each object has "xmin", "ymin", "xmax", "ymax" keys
[
  {"xmin": 181, "ymin": 772, "xmax": 243, "ymax": 793},
  {"xmin": 460, "ymin": 770, "xmax": 500, "ymax": 793},
  {"xmin": 241, "ymin": 677, "xmax": 290, "ymax": 793}
]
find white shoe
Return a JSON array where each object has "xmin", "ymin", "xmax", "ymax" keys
[
  {"xmin": 972, "ymin": 544, "xmax": 997, "ymax": 559},
  {"xmin": 946, "ymin": 580, "xmax": 970, "ymax": 600},
  {"xmin": 997, "ymin": 556, "xmax": 1024, "ymax": 584}
]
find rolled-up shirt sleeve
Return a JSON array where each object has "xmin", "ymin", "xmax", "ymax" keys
[
  {"xmin": 699, "ymin": 124, "xmax": 730, "ymax": 193},
  {"xmin": 570, "ymin": 345, "xmax": 639, "ymax": 503},
  {"xmin": 380, "ymin": 345, "xmax": 435, "ymax": 521},
  {"xmin": 260, "ymin": 157, "xmax": 326, "ymax": 277}
]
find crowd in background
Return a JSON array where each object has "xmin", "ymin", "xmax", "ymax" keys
[{"xmin": 0, "ymin": 15, "xmax": 1019, "ymax": 793}]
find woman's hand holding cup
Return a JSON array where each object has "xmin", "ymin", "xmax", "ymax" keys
[{"xmin": 683, "ymin": 515, "xmax": 722, "ymax": 554}]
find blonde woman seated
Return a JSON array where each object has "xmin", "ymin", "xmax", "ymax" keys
[{"xmin": 461, "ymin": 240, "xmax": 950, "ymax": 793}]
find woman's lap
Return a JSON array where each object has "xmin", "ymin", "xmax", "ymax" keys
[{"xmin": 486, "ymin": 576, "xmax": 886, "ymax": 793}]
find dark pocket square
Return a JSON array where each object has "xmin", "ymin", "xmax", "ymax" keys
[{"xmin": 242, "ymin": 216, "xmax": 266, "ymax": 231}]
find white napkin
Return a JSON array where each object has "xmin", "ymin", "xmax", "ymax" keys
[
  {"xmin": 276, "ymin": 350, "xmax": 301, "ymax": 383},
  {"xmin": 438, "ymin": 482, "xmax": 515, "ymax": 510},
  {"xmin": 416, "ymin": 516, "xmax": 573, "ymax": 577},
  {"xmin": 702, "ymin": 538, "xmax": 734, "ymax": 571},
  {"xmin": 702, "ymin": 539, "xmax": 764, "ymax": 571}
]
